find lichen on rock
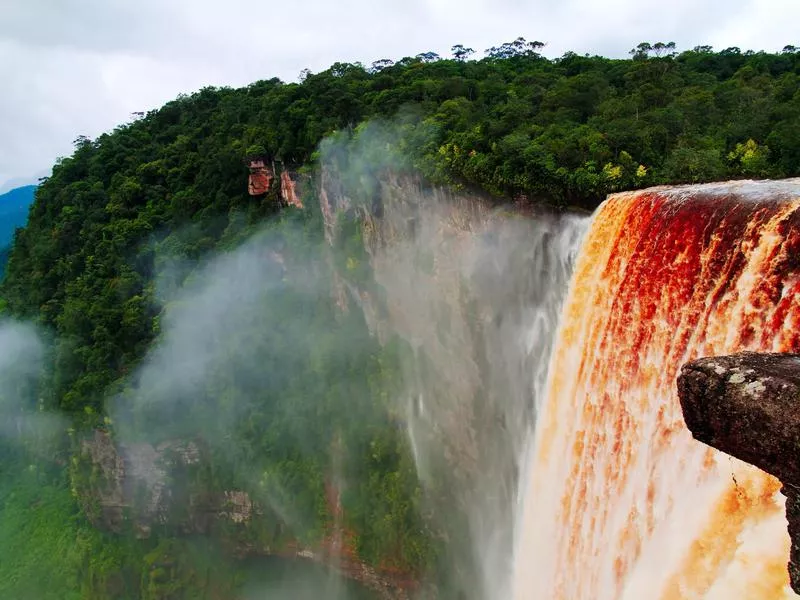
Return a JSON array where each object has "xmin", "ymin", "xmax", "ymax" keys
[{"xmin": 677, "ymin": 351, "xmax": 800, "ymax": 594}]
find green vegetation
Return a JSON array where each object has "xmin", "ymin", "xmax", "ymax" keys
[
  {"xmin": 0, "ymin": 464, "xmax": 84, "ymax": 600},
  {"xmin": 0, "ymin": 452, "xmax": 146, "ymax": 600},
  {"xmin": 0, "ymin": 40, "xmax": 799, "ymax": 598},
  {"xmin": 0, "ymin": 454, "xmax": 374, "ymax": 599},
  {"xmin": 6, "ymin": 40, "xmax": 800, "ymax": 411}
]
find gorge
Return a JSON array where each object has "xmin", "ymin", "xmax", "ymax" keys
[
  {"xmin": 56, "ymin": 171, "xmax": 800, "ymax": 599},
  {"xmin": 1, "ymin": 44, "xmax": 800, "ymax": 599}
]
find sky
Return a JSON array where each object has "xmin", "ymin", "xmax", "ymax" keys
[{"xmin": 0, "ymin": 0, "xmax": 797, "ymax": 190}]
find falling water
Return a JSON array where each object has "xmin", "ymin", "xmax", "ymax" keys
[
  {"xmin": 347, "ymin": 172, "xmax": 588, "ymax": 599},
  {"xmin": 513, "ymin": 179, "xmax": 800, "ymax": 599}
]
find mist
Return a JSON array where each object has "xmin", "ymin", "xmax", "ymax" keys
[
  {"xmin": 314, "ymin": 121, "xmax": 589, "ymax": 598},
  {"xmin": 104, "ymin": 205, "xmax": 406, "ymax": 597},
  {"xmin": 0, "ymin": 320, "xmax": 63, "ymax": 449},
  {"xmin": 64, "ymin": 118, "xmax": 591, "ymax": 598}
]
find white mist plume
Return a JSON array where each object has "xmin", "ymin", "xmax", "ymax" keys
[
  {"xmin": 106, "ymin": 215, "xmax": 398, "ymax": 598},
  {"xmin": 113, "ymin": 230, "xmax": 288, "ymax": 435},
  {"xmin": 109, "ymin": 225, "xmax": 331, "ymax": 531},
  {"xmin": 317, "ymin": 120, "xmax": 589, "ymax": 599},
  {"xmin": 104, "ymin": 118, "xmax": 589, "ymax": 598},
  {"xmin": 0, "ymin": 319, "xmax": 62, "ymax": 447},
  {"xmin": 0, "ymin": 320, "xmax": 43, "ymax": 388},
  {"xmin": 237, "ymin": 557, "xmax": 366, "ymax": 600}
]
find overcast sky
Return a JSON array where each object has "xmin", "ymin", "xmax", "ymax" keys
[{"xmin": 0, "ymin": 0, "xmax": 797, "ymax": 190}]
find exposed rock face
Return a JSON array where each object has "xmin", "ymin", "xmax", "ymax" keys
[
  {"xmin": 76, "ymin": 430, "xmax": 253, "ymax": 537},
  {"xmin": 77, "ymin": 430, "xmax": 413, "ymax": 597},
  {"xmin": 677, "ymin": 352, "xmax": 800, "ymax": 594},
  {"xmin": 280, "ymin": 170, "xmax": 304, "ymax": 208},
  {"xmin": 247, "ymin": 159, "xmax": 272, "ymax": 195},
  {"xmin": 221, "ymin": 490, "xmax": 254, "ymax": 524},
  {"xmin": 78, "ymin": 430, "xmax": 128, "ymax": 531},
  {"xmin": 319, "ymin": 163, "xmax": 350, "ymax": 244}
]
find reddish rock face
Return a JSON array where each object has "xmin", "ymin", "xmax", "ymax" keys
[
  {"xmin": 248, "ymin": 159, "xmax": 272, "ymax": 195},
  {"xmin": 280, "ymin": 170, "xmax": 303, "ymax": 208}
]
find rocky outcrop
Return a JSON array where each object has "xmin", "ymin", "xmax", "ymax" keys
[
  {"xmin": 319, "ymin": 163, "xmax": 351, "ymax": 244},
  {"xmin": 677, "ymin": 352, "xmax": 800, "ymax": 594},
  {"xmin": 76, "ymin": 430, "xmax": 253, "ymax": 537},
  {"xmin": 280, "ymin": 170, "xmax": 304, "ymax": 208},
  {"xmin": 76, "ymin": 430, "xmax": 414, "ymax": 598},
  {"xmin": 247, "ymin": 158, "xmax": 273, "ymax": 195}
]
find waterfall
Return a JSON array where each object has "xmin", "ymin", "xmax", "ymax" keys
[
  {"xmin": 345, "ymin": 171, "xmax": 588, "ymax": 599},
  {"xmin": 513, "ymin": 179, "xmax": 800, "ymax": 599}
]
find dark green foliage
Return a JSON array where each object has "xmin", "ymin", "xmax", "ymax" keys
[{"xmin": 0, "ymin": 454, "xmax": 144, "ymax": 600}]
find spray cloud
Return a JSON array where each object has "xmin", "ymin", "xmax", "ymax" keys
[
  {"xmin": 316, "ymin": 120, "xmax": 589, "ymax": 598},
  {"xmin": 79, "ymin": 117, "xmax": 590, "ymax": 598}
]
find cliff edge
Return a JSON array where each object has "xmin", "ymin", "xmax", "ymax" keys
[{"xmin": 677, "ymin": 352, "xmax": 800, "ymax": 594}]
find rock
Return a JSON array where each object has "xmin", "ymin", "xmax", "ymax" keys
[
  {"xmin": 75, "ymin": 430, "xmax": 254, "ymax": 536},
  {"xmin": 785, "ymin": 483, "xmax": 800, "ymax": 592},
  {"xmin": 280, "ymin": 170, "xmax": 304, "ymax": 208},
  {"xmin": 78, "ymin": 430, "xmax": 127, "ymax": 531},
  {"xmin": 677, "ymin": 352, "xmax": 800, "ymax": 594},
  {"xmin": 677, "ymin": 352, "xmax": 800, "ymax": 484},
  {"xmin": 221, "ymin": 490, "xmax": 254, "ymax": 524},
  {"xmin": 76, "ymin": 431, "xmax": 413, "ymax": 596},
  {"xmin": 247, "ymin": 158, "xmax": 272, "ymax": 195}
]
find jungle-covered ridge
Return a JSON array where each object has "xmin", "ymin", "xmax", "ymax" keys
[
  {"xmin": 6, "ymin": 39, "xmax": 800, "ymax": 412},
  {"xmin": 0, "ymin": 40, "xmax": 799, "ymax": 599}
]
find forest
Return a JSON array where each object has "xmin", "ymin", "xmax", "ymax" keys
[{"xmin": 0, "ymin": 40, "xmax": 799, "ymax": 598}]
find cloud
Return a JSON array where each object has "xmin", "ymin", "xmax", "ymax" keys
[
  {"xmin": 0, "ymin": 320, "xmax": 44, "ymax": 395},
  {"xmin": 1, "ymin": 0, "xmax": 795, "ymax": 186}
]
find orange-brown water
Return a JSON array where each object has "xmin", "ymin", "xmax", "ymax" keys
[{"xmin": 513, "ymin": 180, "xmax": 800, "ymax": 599}]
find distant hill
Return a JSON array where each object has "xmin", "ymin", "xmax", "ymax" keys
[
  {"xmin": 0, "ymin": 184, "xmax": 36, "ymax": 277},
  {"xmin": 0, "ymin": 175, "xmax": 39, "ymax": 195}
]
